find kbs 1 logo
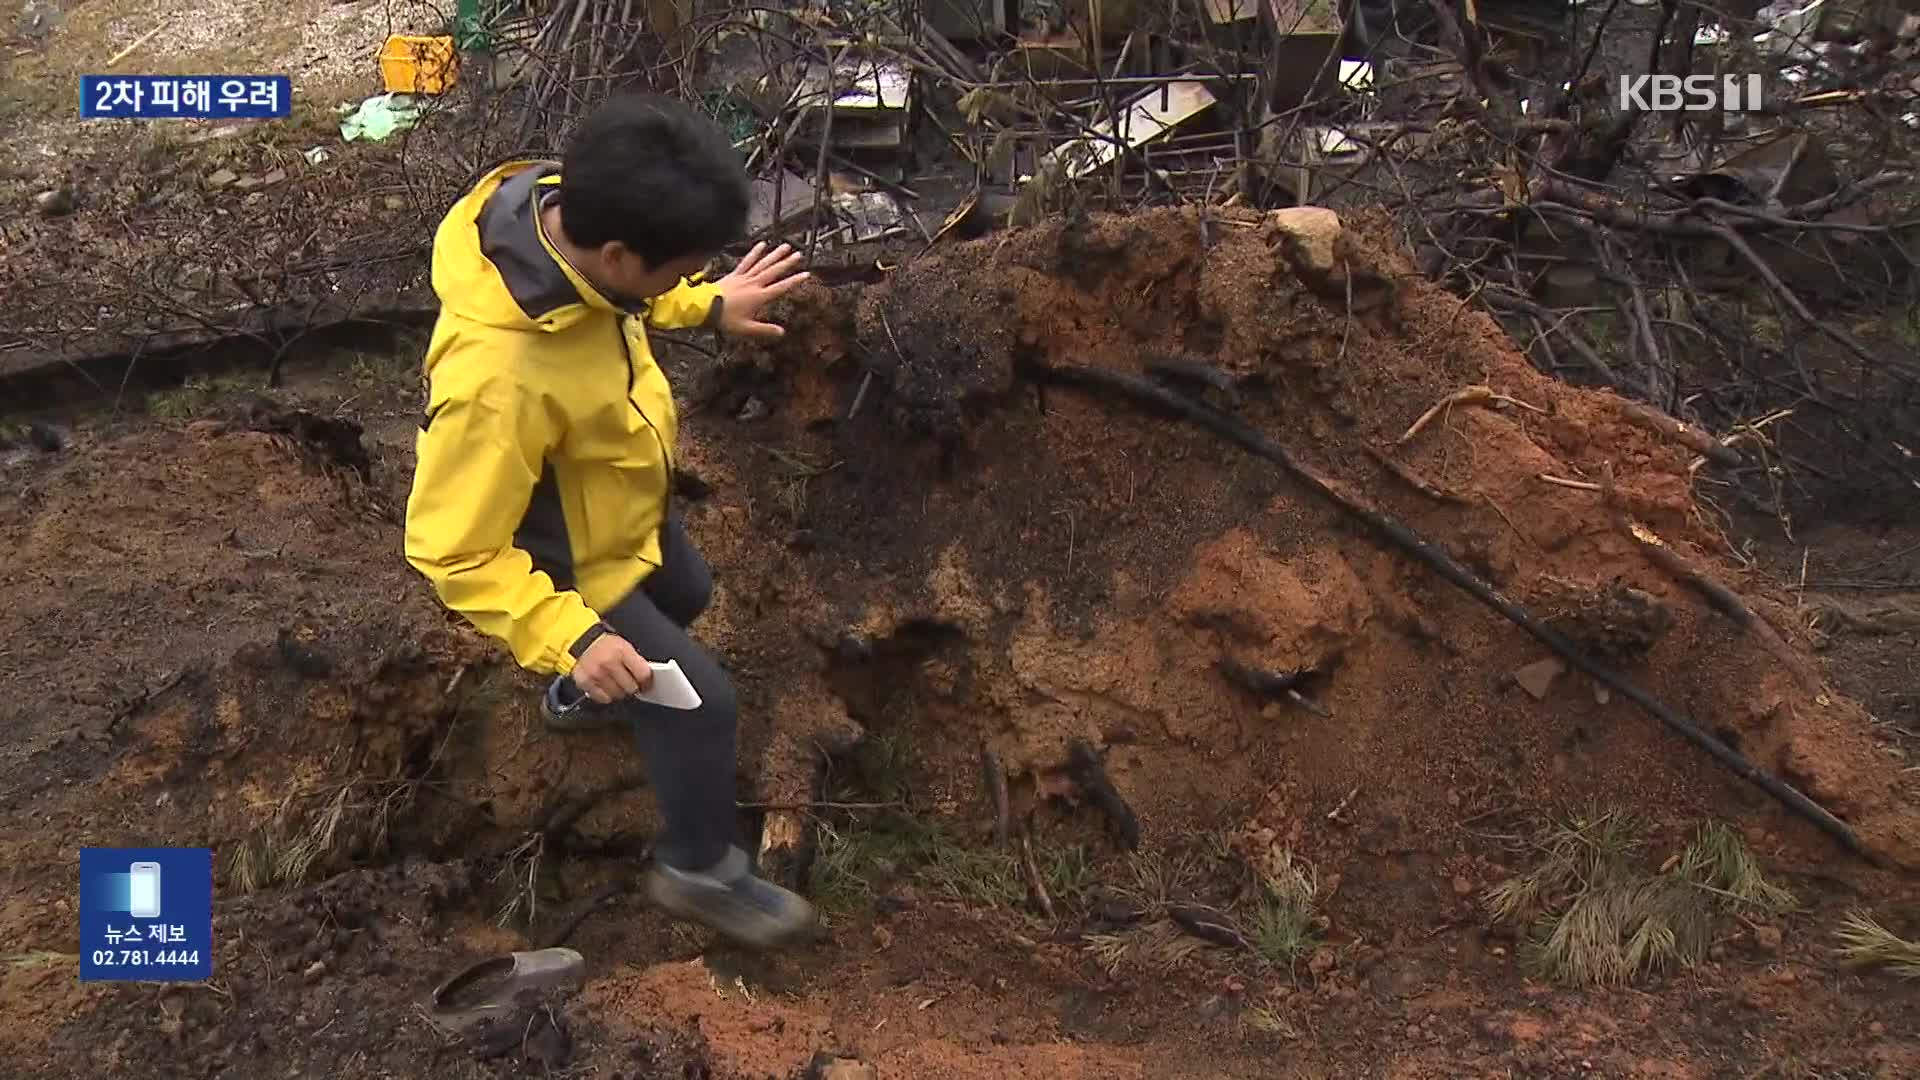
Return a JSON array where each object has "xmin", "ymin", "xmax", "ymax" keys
[{"xmin": 1618, "ymin": 74, "xmax": 1766, "ymax": 113}]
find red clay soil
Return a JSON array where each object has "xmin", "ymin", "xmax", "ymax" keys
[{"xmin": 1, "ymin": 207, "xmax": 1917, "ymax": 1078}]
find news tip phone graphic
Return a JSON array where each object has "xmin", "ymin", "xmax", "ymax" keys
[
  {"xmin": 79, "ymin": 847, "xmax": 214, "ymax": 982},
  {"xmin": 129, "ymin": 861, "xmax": 162, "ymax": 919}
]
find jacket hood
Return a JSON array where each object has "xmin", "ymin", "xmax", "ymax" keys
[{"xmin": 430, "ymin": 160, "xmax": 622, "ymax": 335}]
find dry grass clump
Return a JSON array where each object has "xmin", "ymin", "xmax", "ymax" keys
[
  {"xmin": 1834, "ymin": 913, "xmax": 1920, "ymax": 979},
  {"xmin": 1485, "ymin": 812, "xmax": 1797, "ymax": 986}
]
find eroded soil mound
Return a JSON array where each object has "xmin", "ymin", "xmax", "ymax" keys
[
  {"xmin": 719, "ymin": 206, "xmax": 1917, "ymax": 870},
  {"xmin": 2, "ymin": 208, "xmax": 1917, "ymax": 1078}
]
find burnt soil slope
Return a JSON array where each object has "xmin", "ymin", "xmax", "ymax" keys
[{"xmin": 1, "ymin": 208, "xmax": 1916, "ymax": 1078}]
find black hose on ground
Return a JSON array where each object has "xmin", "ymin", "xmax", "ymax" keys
[{"xmin": 1028, "ymin": 360, "xmax": 1878, "ymax": 865}]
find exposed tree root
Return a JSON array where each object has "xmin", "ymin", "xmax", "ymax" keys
[
  {"xmin": 980, "ymin": 744, "xmax": 1011, "ymax": 847},
  {"xmin": 1398, "ymin": 384, "xmax": 1548, "ymax": 447},
  {"xmin": 1613, "ymin": 515, "xmax": 1824, "ymax": 698},
  {"xmin": 1066, "ymin": 739, "xmax": 1142, "ymax": 851},
  {"xmin": 1618, "ymin": 401, "xmax": 1742, "ymax": 468},
  {"xmin": 1366, "ymin": 444, "xmax": 1467, "ymax": 503},
  {"xmin": 1805, "ymin": 597, "xmax": 1920, "ymax": 638},
  {"xmin": 1020, "ymin": 824, "xmax": 1055, "ymax": 921}
]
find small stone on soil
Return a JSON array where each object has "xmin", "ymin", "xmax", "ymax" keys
[
  {"xmin": 205, "ymin": 169, "xmax": 239, "ymax": 189},
  {"xmin": 1267, "ymin": 207, "xmax": 1342, "ymax": 279},
  {"xmin": 34, "ymin": 187, "xmax": 74, "ymax": 216},
  {"xmin": 1513, "ymin": 658, "xmax": 1565, "ymax": 700},
  {"xmin": 810, "ymin": 1055, "xmax": 878, "ymax": 1080},
  {"xmin": 1753, "ymin": 925, "xmax": 1783, "ymax": 952},
  {"xmin": 234, "ymin": 168, "xmax": 289, "ymax": 192}
]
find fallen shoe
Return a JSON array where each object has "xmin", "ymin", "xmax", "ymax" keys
[
  {"xmin": 643, "ymin": 846, "xmax": 817, "ymax": 950},
  {"xmin": 426, "ymin": 947, "xmax": 587, "ymax": 1038}
]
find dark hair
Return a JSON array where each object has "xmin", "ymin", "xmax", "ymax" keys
[{"xmin": 558, "ymin": 94, "xmax": 750, "ymax": 267}]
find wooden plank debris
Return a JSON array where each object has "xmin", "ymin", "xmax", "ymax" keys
[
  {"xmin": 747, "ymin": 171, "xmax": 821, "ymax": 239},
  {"xmin": 1031, "ymin": 79, "xmax": 1218, "ymax": 183},
  {"xmin": 789, "ymin": 55, "xmax": 915, "ymax": 183},
  {"xmin": 924, "ymin": 0, "xmax": 1009, "ymax": 41},
  {"xmin": 1261, "ymin": 0, "xmax": 1344, "ymax": 109}
]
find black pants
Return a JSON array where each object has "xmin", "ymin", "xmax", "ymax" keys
[{"xmin": 599, "ymin": 517, "xmax": 736, "ymax": 872}]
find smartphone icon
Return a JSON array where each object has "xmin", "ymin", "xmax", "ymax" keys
[{"xmin": 128, "ymin": 862, "xmax": 162, "ymax": 919}]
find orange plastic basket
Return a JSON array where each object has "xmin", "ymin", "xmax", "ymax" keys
[{"xmin": 378, "ymin": 35, "xmax": 458, "ymax": 95}]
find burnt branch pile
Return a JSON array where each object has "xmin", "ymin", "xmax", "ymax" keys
[{"xmin": 3, "ymin": 1, "xmax": 1916, "ymax": 520}]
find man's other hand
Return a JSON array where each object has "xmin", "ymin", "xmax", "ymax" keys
[
  {"xmin": 714, "ymin": 242, "xmax": 810, "ymax": 340},
  {"xmin": 574, "ymin": 633, "xmax": 655, "ymax": 704}
]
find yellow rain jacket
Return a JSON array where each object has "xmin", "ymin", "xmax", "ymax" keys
[{"xmin": 404, "ymin": 160, "xmax": 722, "ymax": 676}]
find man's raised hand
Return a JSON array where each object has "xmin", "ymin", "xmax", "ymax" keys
[{"xmin": 714, "ymin": 242, "xmax": 810, "ymax": 340}]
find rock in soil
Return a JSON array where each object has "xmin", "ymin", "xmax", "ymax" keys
[
  {"xmin": 1513, "ymin": 658, "xmax": 1566, "ymax": 700},
  {"xmin": 33, "ymin": 187, "xmax": 74, "ymax": 216},
  {"xmin": 809, "ymin": 1052, "xmax": 879, "ymax": 1080}
]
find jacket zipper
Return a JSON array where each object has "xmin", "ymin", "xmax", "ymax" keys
[{"xmin": 617, "ymin": 317, "xmax": 673, "ymax": 558}]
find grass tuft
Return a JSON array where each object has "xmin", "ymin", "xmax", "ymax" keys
[
  {"xmin": 1092, "ymin": 845, "xmax": 1320, "ymax": 973},
  {"xmin": 1084, "ymin": 931, "xmax": 1134, "ymax": 976},
  {"xmin": 920, "ymin": 839, "xmax": 1024, "ymax": 908},
  {"xmin": 806, "ymin": 811, "xmax": 1037, "ymax": 915},
  {"xmin": 1244, "ymin": 997, "xmax": 1304, "ymax": 1040},
  {"xmin": 1119, "ymin": 849, "xmax": 1205, "ymax": 911},
  {"xmin": 850, "ymin": 733, "xmax": 912, "ymax": 804},
  {"xmin": 1675, "ymin": 822, "xmax": 1798, "ymax": 914},
  {"xmin": 1043, "ymin": 844, "xmax": 1096, "ymax": 908},
  {"xmin": 807, "ymin": 820, "xmax": 876, "ymax": 915},
  {"xmin": 1094, "ymin": 920, "xmax": 1207, "ymax": 974},
  {"xmin": 1486, "ymin": 812, "xmax": 1788, "ymax": 986},
  {"xmin": 1834, "ymin": 912, "xmax": 1920, "ymax": 979},
  {"xmin": 1484, "ymin": 808, "xmax": 1642, "ymax": 926},
  {"xmin": 1524, "ymin": 877, "xmax": 1709, "ymax": 986},
  {"xmin": 3, "ymin": 951, "xmax": 75, "ymax": 971},
  {"xmin": 147, "ymin": 370, "xmax": 263, "ymax": 418},
  {"xmin": 226, "ymin": 780, "xmax": 358, "ymax": 894},
  {"xmin": 763, "ymin": 446, "xmax": 839, "ymax": 519},
  {"xmin": 1247, "ymin": 850, "xmax": 1320, "ymax": 966}
]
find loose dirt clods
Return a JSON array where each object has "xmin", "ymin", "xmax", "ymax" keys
[{"xmin": 3, "ymin": 208, "xmax": 1919, "ymax": 1076}]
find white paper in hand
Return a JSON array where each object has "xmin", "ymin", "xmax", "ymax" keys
[{"xmin": 634, "ymin": 659, "xmax": 703, "ymax": 711}]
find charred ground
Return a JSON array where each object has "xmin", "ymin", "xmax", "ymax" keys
[{"xmin": 1, "ymin": 209, "xmax": 1917, "ymax": 1078}]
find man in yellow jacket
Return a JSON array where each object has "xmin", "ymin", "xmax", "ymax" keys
[{"xmin": 404, "ymin": 95, "xmax": 814, "ymax": 949}]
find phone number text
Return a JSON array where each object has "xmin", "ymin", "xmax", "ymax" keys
[{"xmin": 89, "ymin": 949, "xmax": 202, "ymax": 966}]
